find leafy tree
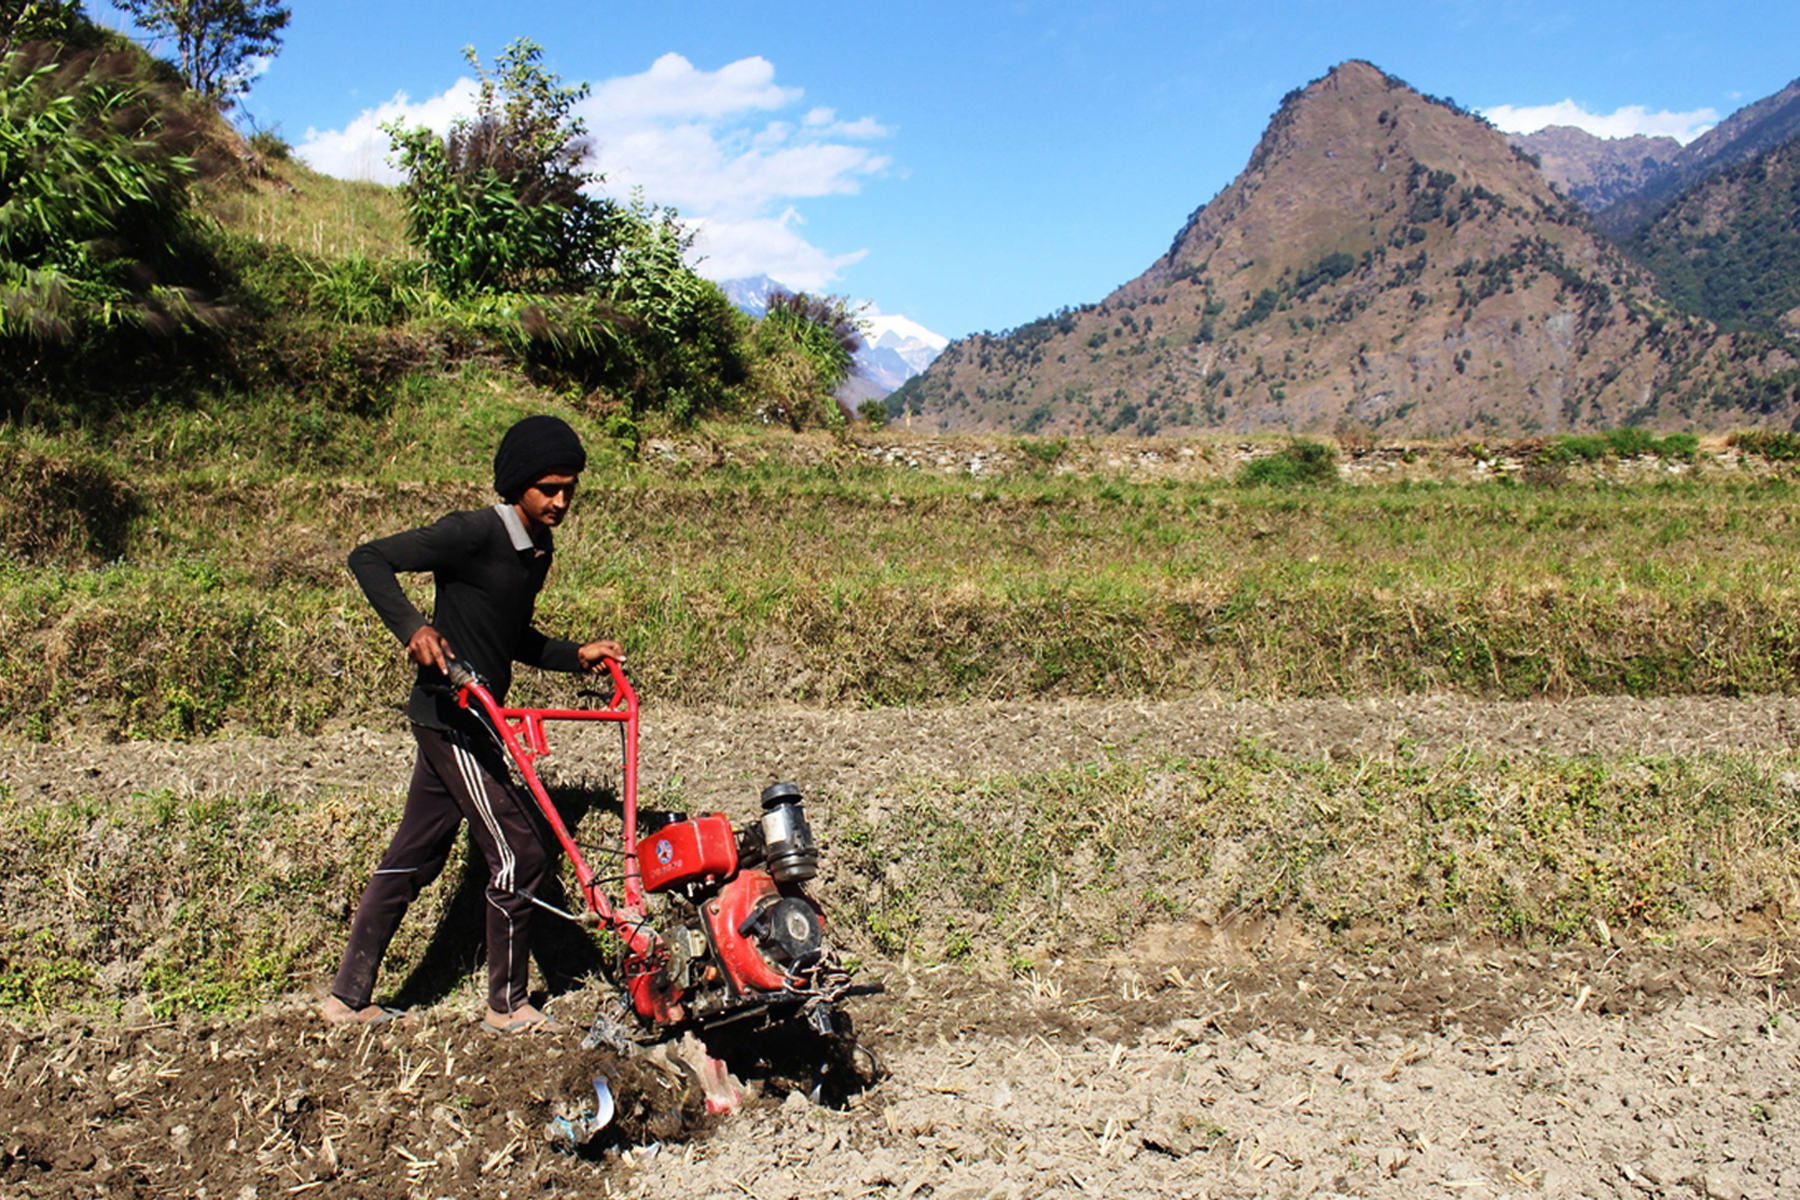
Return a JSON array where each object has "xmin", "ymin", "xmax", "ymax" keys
[
  {"xmin": 116, "ymin": 0, "xmax": 288, "ymax": 107},
  {"xmin": 0, "ymin": 42, "xmax": 221, "ymax": 348},
  {"xmin": 386, "ymin": 43, "xmax": 751, "ymax": 424},
  {"xmin": 458, "ymin": 194, "xmax": 747, "ymax": 422},
  {"xmin": 387, "ymin": 39, "xmax": 618, "ymax": 296}
]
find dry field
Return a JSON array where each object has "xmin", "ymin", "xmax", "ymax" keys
[{"xmin": 4, "ymin": 693, "xmax": 1798, "ymax": 1198}]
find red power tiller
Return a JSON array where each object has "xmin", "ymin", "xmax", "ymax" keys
[{"xmin": 444, "ymin": 656, "xmax": 880, "ymax": 1063}]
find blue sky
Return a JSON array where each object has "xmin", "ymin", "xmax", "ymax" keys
[{"xmin": 100, "ymin": 0, "xmax": 1800, "ymax": 340}]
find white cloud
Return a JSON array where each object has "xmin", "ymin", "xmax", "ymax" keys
[
  {"xmin": 803, "ymin": 106, "xmax": 892, "ymax": 138},
  {"xmin": 686, "ymin": 209, "xmax": 867, "ymax": 291},
  {"xmin": 235, "ymin": 54, "xmax": 277, "ymax": 86},
  {"xmin": 594, "ymin": 126, "xmax": 890, "ymax": 218},
  {"xmin": 575, "ymin": 54, "xmax": 890, "ymax": 221},
  {"xmin": 586, "ymin": 52, "xmax": 797, "ymax": 122},
  {"xmin": 296, "ymin": 80, "xmax": 480, "ymax": 183},
  {"xmin": 294, "ymin": 54, "xmax": 891, "ymax": 288},
  {"xmin": 1482, "ymin": 99, "xmax": 1718, "ymax": 145}
]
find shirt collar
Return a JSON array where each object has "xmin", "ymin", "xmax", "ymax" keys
[{"xmin": 493, "ymin": 502, "xmax": 550, "ymax": 554}]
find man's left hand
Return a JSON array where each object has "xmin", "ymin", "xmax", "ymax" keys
[{"xmin": 577, "ymin": 640, "xmax": 626, "ymax": 673}]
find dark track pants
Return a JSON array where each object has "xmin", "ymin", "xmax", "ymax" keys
[{"xmin": 330, "ymin": 721, "xmax": 549, "ymax": 1014}]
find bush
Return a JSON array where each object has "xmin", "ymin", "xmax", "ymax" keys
[
  {"xmin": 303, "ymin": 255, "xmax": 426, "ymax": 325},
  {"xmin": 751, "ymin": 291, "xmax": 865, "ymax": 431},
  {"xmin": 0, "ymin": 42, "xmax": 242, "ymax": 414},
  {"xmin": 593, "ymin": 204, "xmax": 749, "ymax": 422},
  {"xmin": 246, "ymin": 128, "xmax": 289, "ymax": 162},
  {"xmin": 382, "ymin": 46, "xmax": 748, "ymax": 426},
  {"xmin": 1, "ymin": 0, "xmax": 113, "ymax": 53},
  {"xmin": 1539, "ymin": 429, "xmax": 1705, "ymax": 466},
  {"xmin": 0, "ymin": 431, "xmax": 141, "ymax": 563},
  {"xmin": 1545, "ymin": 433, "xmax": 1609, "ymax": 463},
  {"xmin": 1604, "ymin": 427, "xmax": 1658, "ymax": 457},
  {"xmin": 386, "ymin": 39, "xmax": 619, "ymax": 296},
  {"xmin": 1333, "ymin": 418, "xmax": 1376, "ymax": 454},
  {"xmin": 1236, "ymin": 439, "xmax": 1339, "ymax": 488},
  {"xmin": 1729, "ymin": 430, "xmax": 1800, "ymax": 460},
  {"xmin": 1656, "ymin": 432, "xmax": 1699, "ymax": 461}
]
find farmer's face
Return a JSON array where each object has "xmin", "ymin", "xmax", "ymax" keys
[{"xmin": 517, "ymin": 471, "xmax": 578, "ymax": 533}]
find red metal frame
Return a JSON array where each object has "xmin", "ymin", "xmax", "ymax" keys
[{"xmin": 450, "ymin": 660, "xmax": 666, "ymax": 983}]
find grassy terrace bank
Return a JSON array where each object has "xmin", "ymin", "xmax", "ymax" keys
[
  {"xmin": 3, "ymin": 746, "xmax": 1797, "ymax": 1015},
  {"xmin": 4, "ymin": 424, "xmax": 1800, "ymax": 738}
]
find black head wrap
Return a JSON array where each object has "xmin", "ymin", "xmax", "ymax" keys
[{"xmin": 493, "ymin": 415, "xmax": 587, "ymax": 501}]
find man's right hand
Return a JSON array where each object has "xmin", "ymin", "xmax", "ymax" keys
[{"xmin": 406, "ymin": 625, "xmax": 452, "ymax": 674}]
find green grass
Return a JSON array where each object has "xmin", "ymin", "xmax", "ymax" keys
[
  {"xmin": 0, "ymin": 782, "xmax": 410, "ymax": 1016},
  {"xmin": 203, "ymin": 159, "xmax": 419, "ymax": 262},
  {"xmin": 5, "ymin": 743, "xmax": 1794, "ymax": 1013},
  {"xmin": 1235, "ymin": 437, "xmax": 1339, "ymax": 487},
  {"xmin": 12, "ymin": 63, "xmax": 1799, "ymax": 1017},
  {"xmin": 8, "ymin": 418, "xmax": 1800, "ymax": 1011},
  {"xmin": 821, "ymin": 746, "xmax": 1800, "ymax": 968},
  {"xmin": 7, "ymin": 422, "xmax": 1800, "ymax": 737}
]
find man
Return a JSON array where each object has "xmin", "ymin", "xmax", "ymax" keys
[{"xmin": 323, "ymin": 414, "xmax": 622, "ymax": 1033}]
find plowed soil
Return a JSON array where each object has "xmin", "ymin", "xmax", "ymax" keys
[{"xmin": 5, "ymin": 694, "xmax": 1799, "ymax": 1198}]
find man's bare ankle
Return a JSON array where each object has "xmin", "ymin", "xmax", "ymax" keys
[
  {"xmin": 484, "ymin": 1003, "xmax": 559, "ymax": 1032},
  {"xmin": 323, "ymin": 995, "xmax": 397, "ymax": 1024}
]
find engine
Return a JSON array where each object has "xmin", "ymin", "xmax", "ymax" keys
[{"xmin": 635, "ymin": 783, "xmax": 842, "ymax": 1028}]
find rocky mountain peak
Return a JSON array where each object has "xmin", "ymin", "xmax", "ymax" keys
[
  {"xmin": 1591, "ymin": 74, "xmax": 1800, "ymax": 236},
  {"xmin": 1154, "ymin": 60, "xmax": 1554, "ymax": 302},
  {"xmin": 895, "ymin": 60, "xmax": 1793, "ymax": 437}
]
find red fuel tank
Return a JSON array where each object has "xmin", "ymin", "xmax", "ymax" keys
[{"xmin": 638, "ymin": 814, "xmax": 739, "ymax": 892}]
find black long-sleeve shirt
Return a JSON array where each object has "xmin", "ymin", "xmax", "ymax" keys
[{"xmin": 348, "ymin": 503, "xmax": 581, "ymax": 728}]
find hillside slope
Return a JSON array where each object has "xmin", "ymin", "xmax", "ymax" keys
[
  {"xmin": 1627, "ymin": 137, "xmax": 1800, "ymax": 337},
  {"xmin": 896, "ymin": 61, "xmax": 1797, "ymax": 438}
]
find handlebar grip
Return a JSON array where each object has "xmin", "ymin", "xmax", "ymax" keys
[{"xmin": 445, "ymin": 657, "xmax": 482, "ymax": 690}]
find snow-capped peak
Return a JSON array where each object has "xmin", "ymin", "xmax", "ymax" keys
[{"xmin": 865, "ymin": 310, "xmax": 949, "ymax": 352}]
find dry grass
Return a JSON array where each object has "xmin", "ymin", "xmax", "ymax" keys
[
  {"xmin": 5, "ymin": 742, "xmax": 1795, "ymax": 1014},
  {"xmin": 824, "ymin": 748, "xmax": 1800, "ymax": 969},
  {"xmin": 204, "ymin": 158, "xmax": 417, "ymax": 261}
]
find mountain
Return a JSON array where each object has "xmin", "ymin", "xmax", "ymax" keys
[
  {"xmin": 1589, "ymin": 75, "xmax": 1800, "ymax": 237},
  {"xmin": 718, "ymin": 275, "xmax": 946, "ymax": 400},
  {"xmin": 1627, "ymin": 137, "xmax": 1800, "ymax": 338},
  {"xmin": 893, "ymin": 60, "xmax": 1798, "ymax": 438},
  {"xmin": 718, "ymin": 274, "xmax": 785, "ymax": 318},
  {"xmin": 1508, "ymin": 126, "xmax": 1680, "ymax": 211},
  {"xmin": 855, "ymin": 313, "xmax": 950, "ymax": 394},
  {"xmin": 1506, "ymin": 77, "xmax": 1800, "ymax": 341}
]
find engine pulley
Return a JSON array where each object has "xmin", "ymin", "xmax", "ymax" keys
[{"xmin": 753, "ymin": 895, "xmax": 824, "ymax": 962}]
